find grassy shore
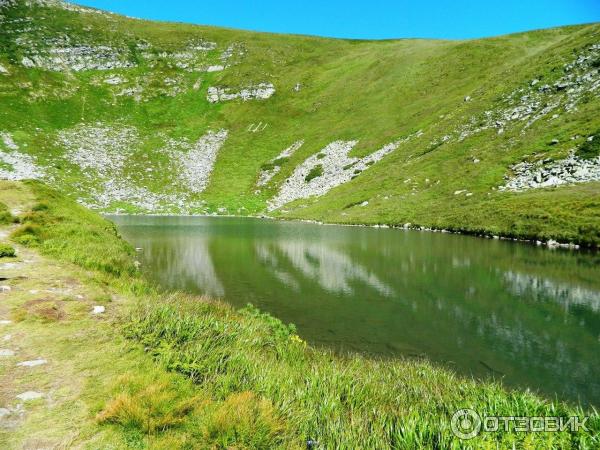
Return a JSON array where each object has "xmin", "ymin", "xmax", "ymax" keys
[{"xmin": 0, "ymin": 179, "xmax": 599, "ymax": 449}]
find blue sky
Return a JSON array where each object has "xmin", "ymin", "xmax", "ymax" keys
[{"xmin": 74, "ymin": 0, "xmax": 600, "ymax": 40}]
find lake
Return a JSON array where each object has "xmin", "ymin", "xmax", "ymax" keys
[{"xmin": 110, "ymin": 215, "xmax": 600, "ymax": 406}]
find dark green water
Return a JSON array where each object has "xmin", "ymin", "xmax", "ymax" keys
[{"xmin": 110, "ymin": 215, "xmax": 600, "ymax": 406}]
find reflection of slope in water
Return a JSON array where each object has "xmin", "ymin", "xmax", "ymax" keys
[
  {"xmin": 138, "ymin": 235, "xmax": 224, "ymax": 297},
  {"xmin": 256, "ymin": 240, "xmax": 394, "ymax": 296},
  {"xmin": 503, "ymin": 270, "xmax": 600, "ymax": 312}
]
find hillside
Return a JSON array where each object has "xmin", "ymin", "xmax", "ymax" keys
[{"xmin": 1, "ymin": 0, "xmax": 600, "ymax": 245}]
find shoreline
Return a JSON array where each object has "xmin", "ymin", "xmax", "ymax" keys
[{"xmin": 104, "ymin": 211, "xmax": 590, "ymax": 251}]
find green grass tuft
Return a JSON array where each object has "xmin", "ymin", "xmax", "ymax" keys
[
  {"xmin": 304, "ymin": 165, "xmax": 323, "ymax": 182},
  {"xmin": 0, "ymin": 201, "xmax": 17, "ymax": 225},
  {"xmin": 0, "ymin": 242, "xmax": 16, "ymax": 257}
]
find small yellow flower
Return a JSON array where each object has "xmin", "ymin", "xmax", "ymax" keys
[{"xmin": 290, "ymin": 334, "xmax": 306, "ymax": 346}]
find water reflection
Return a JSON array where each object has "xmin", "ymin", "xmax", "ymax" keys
[
  {"xmin": 110, "ymin": 215, "xmax": 600, "ymax": 406},
  {"xmin": 256, "ymin": 241, "xmax": 394, "ymax": 296}
]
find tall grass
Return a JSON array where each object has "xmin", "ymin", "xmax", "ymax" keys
[
  {"xmin": 11, "ymin": 181, "xmax": 137, "ymax": 278},
  {"xmin": 123, "ymin": 297, "xmax": 600, "ymax": 449}
]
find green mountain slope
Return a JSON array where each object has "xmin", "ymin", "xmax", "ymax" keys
[{"xmin": 1, "ymin": 0, "xmax": 600, "ymax": 245}]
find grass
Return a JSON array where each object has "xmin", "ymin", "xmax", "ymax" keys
[
  {"xmin": 0, "ymin": 201, "xmax": 16, "ymax": 225},
  {"xmin": 0, "ymin": 1, "xmax": 598, "ymax": 244},
  {"xmin": 577, "ymin": 135, "xmax": 600, "ymax": 160},
  {"xmin": 304, "ymin": 164, "xmax": 323, "ymax": 182},
  {"xmin": 10, "ymin": 181, "xmax": 138, "ymax": 278},
  {"xmin": 2, "ymin": 180, "xmax": 599, "ymax": 448},
  {"xmin": 0, "ymin": 242, "xmax": 15, "ymax": 257}
]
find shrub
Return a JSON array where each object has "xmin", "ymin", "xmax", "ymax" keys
[{"xmin": 0, "ymin": 242, "xmax": 15, "ymax": 257}]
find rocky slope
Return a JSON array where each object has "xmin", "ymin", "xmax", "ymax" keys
[{"xmin": 1, "ymin": 0, "xmax": 600, "ymax": 245}]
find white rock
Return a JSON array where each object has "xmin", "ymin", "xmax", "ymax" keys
[
  {"xmin": 174, "ymin": 130, "xmax": 228, "ymax": 193},
  {"xmin": 257, "ymin": 140, "xmax": 304, "ymax": 186},
  {"xmin": 0, "ymin": 349, "xmax": 15, "ymax": 357},
  {"xmin": 0, "ymin": 320, "xmax": 11, "ymax": 325},
  {"xmin": 360, "ymin": 201, "xmax": 369, "ymax": 206},
  {"xmin": 0, "ymin": 407, "xmax": 10, "ymax": 418},
  {"xmin": 0, "ymin": 64, "xmax": 8, "ymax": 75},
  {"xmin": 206, "ymin": 65, "xmax": 224, "ymax": 72},
  {"xmin": 104, "ymin": 75, "xmax": 125, "ymax": 85},
  {"xmin": 207, "ymin": 83, "xmax": 275, "ymax": 103},
  {"xmin": 16, "ymin": 391, "xmax": 43, "ymax": 401},
  {"xmin": 0, "ymin": 132, "xmax": 44, "ymax": 181},
  {"xmin": 0, "ymin": 285, "xmax": 10, "ymax": 292},
  {"xmin": 92, "ymin": 305, "xmax": 105, "ymax": 314},
  {"xmin": 58, "ymin": 124, "xmax": 139, "ymax": 177},
  {"xmin": 17, "ymin": 359, "xmax": 47, "ymax": 367},
  {"xmin": 269, "ymin": 132, "xmax": 419, "ymax": 211}
]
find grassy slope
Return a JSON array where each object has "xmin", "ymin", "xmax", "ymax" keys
[
  {"xmin": 1, "ymin": 183, "xmax": 599, "ymax": 448},
  {"xmin": 0, "ymin": 1, "xmax": 599, "ymax": 244}
]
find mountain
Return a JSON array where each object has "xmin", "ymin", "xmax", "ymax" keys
[{"xmin": 1, "ymin": 0, "xmax": 600, "ymax": 245}]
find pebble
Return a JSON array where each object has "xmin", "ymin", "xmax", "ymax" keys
[
  {"xmin": 92, "ymin": 305, "xmax": 105, "ymax": 314},
  {"xmin": 17, "ymin": 359, "xmax": 47, "ymax": 367},
  {"xmin": 0, "ymin": 286, "xmax": 11, "ymax": 293},
  {"xmin": 0, "ymin": 349, "xmax": 15, "ymax": 357},
  {"xmin": 16, "ymin": 391, "xmax": 43, "ymax": 402}
]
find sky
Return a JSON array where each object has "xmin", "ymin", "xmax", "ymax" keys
[{"xmin": 73, "ymin": 0, "xmax": 600, "ymax": 40}]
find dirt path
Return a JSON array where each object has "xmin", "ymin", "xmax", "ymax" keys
[{"xmin": 0, "ymin": 184, "xmax": 146, "ymax": 449}]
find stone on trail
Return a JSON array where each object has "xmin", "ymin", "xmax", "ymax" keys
[
  {"xmin": 92, "ymin": 305, "xmax": 105, "ymax": 314},
  {"xmin": 0, "ymin": 320, "xmax": 12, "ymax": 325},
  {"xmin": 0, "ymin": 349, "xmax": 15, "ymax": 357},
  {"xmin": 0, "ymin": 285, "xmax": 11, "ymax": 293},
  {"xmin": 16, "ymin": 391, "xmax": 43, "ymax": 402},
  {"xmin": 17, "ymin": 359, "xmax": 47, "ymax": 367}
]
